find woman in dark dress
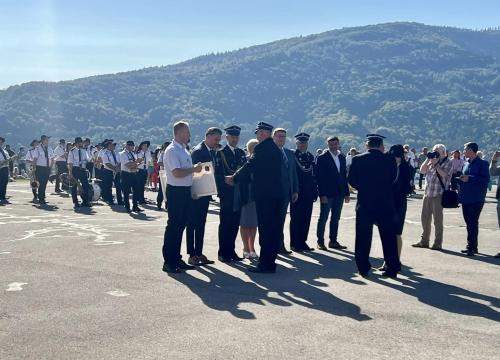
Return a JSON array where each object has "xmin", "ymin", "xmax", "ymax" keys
[{"xmin": 380, "ymin": 144, "xmax": 412, "ymax": 271}]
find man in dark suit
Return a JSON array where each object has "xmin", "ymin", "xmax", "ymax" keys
[
  {"xmin": 226, "ymin": 122, "xmax": 284, "ymax": 273},
  {"xmin": 272, "ymin": 128, "xmax": 299, "ymax": 254},
  {"xmin": 290, "ymin": 133, "xmax": 317, "ymax": 252},
  {"xmin": 214, "ymin": 126, "xmax": 247, "ymax": 262},
  {"xmin": 348, "ymin": 134, "xmax": 399, "ymax": 278},
  {"xmin": 186, "ymin": 127, "xmax": 222, "ymax": 266},
  {"xmin": 316, "ymin": 136, "xmax": 350, "ymax": 250}
]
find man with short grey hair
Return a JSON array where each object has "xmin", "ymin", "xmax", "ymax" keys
[{"xmin": 413, "ymin": 144, "xmax": 453, "ymax": 250}]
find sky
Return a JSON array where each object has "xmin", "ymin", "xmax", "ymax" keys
[{"xmin": 1, "ymin": 0, "xmax": 499, "ymax": 89}]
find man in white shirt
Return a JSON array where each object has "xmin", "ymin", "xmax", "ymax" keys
[
  {"xmin": 67, "ymin": 137, "xmax": 91, "ymax": 208},
  {"xmin": 25, "ymin": 139, "xmax": 39, "ymax": 202},
  {"xmin": 119, "ymin": 140, "xmax": 143, "ymax": 213},
  {"xmin": 32, "ymin": 135, "xmax": 54, "ymax": 205},
  {"xmin": 156, "ymin": 141, "xmax": 171, "ymax": 210},
  {"xmin": 137, "ymin": 140, "xmax": 152, "ymax": 204},
  {"xmin": 162, "ymin": 121, "xmax": 202, "ymax": 274},
  {"xmin": 0, "ymin": 136, "xmax": 11, "ymax": 202},
  {"xmin": 53, "ymin": 139, "xmax": 67, "ymax": 193},
  {"xmin": 100, "ymin": 139, "xmax": 123, "ymax": 206}
]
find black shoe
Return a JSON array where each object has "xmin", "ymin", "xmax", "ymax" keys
[
  {"xmin": 278, "ymin": 246, "xmax": 292, "ymax": 255},
  {"xmin": 178, "ymin": 260, "xmax": 196, "ymax": 270},
  {"xmin": 303, "ymin": 246, "xmax": 315, "ymax": 252},
  {"xmin": 359, "ymin": 271, "xmax": 369, "ymax": 278},
  {"xmin": 291, "ymin": 246, "xmax": 304, "ymax": 253},
  {"xmin": 466, "ymin": 251, "xmax": 475, "ymax": 257},
  {"xmin": 382, "ymin": 271, "xmax": 398, "ymax": 279},
  {"xmin": 317, "ymin": 243, "xmax": 327, "ymax": 250},
  {"xmin": 247, "ymin": 266, "xmax": 276, "ymax": 274},
  {"xmin": 377, "ymin": 265, "xmax": 387, "ymax": 272},
  {"xmin": 461, "ymin": 249, "xmax": 478, "ymax": 254},
  {"xmin": 494, "ymin": 252, "xmax": 500, "ymax": 258},
  {"xmin": 162, "ymin": 264, "xmax": 181, "ymax": 274},
  {"xmin": 55, "ymin": 189, "xmax": 62, "ymax": 193},
  {"xmin": 218, "ymin": 256, "xmax": 231, "ymax": 263},
  {"xmin": 125, "ymin": 207, "xmax": 132, "ymax": 213},
  {"xmin": 117, "ymin": 201, "xmax": 125, "ymax": 206},
  {"xmin": 328, "ymin": 241, "xmax": 347, "ymax": 250},
  {"xmin": 32, "ymin": 197, "xmax": 38, "ymax": 203},
  {"xmin": 74, "ymin": 203, "xmax": 82, "ymax": 208},
  {"xmin": 132, "ymin": 207, "xmax": 144, "ymax": 212},
  {"xmin": 230, "ymin": 253, "xmax": 244, "ymax": 261},
  {"xmin": 81, "ymin": 202, "xmax": 92, "ymax": 207}
]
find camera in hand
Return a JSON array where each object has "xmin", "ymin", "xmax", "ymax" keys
[{"xmin": 426, "ymin": 151, "xmax": 440, "ymax": 159}]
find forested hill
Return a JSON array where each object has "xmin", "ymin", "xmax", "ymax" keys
[{"xmin": 1, "ymin": 22, "xmax": 499, "ymax": 154}]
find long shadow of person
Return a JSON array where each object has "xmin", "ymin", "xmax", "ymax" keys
[
  {"xmin": 232, "ymin": 253, "xmax": 372, "ymax": 321},
  {"xmin": 169, "ymin": 265, "xmax": 291, "ymax": 319},
  {"xmin": 439, "ymin": 249, "xmax": 500, "ymax": 266},
  {"xmin": 368, "ymin": 266, "xmax": 500, "ymax": 322}
]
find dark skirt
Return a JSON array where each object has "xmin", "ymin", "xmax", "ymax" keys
[{"xmin": 394, "ymin": 198, "xmax": 407, "ymax": 235}]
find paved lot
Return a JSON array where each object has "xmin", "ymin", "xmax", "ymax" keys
[{"xmin": 1, "ymin": 181, "xmax": 499, "ymax": 359}]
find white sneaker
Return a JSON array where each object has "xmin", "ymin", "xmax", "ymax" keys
[{"xmin": 243, "ymin": 251, "xmax": 251, "ymax": 259}]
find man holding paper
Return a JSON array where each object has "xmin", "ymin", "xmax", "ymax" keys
[
  {"xmin": 162, "ymin": 121, "xmax": 203, "ymax": 274},
  {"xmin": 186, "ymin": 127, "xmax": 222, "ymax": 266}
]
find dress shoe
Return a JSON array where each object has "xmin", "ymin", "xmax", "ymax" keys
[
  {"xmin": 197, "ymin": 255, "xmax": 215, "ymax": 265},
  {"xmin": 125, "ymin": 207, "xmax": 132, "ymax": 213},
  {"xmin": 32, "ymin": 197, "xmax": 38, "ymax": 203},
  {"xmin": 81, "ymin": 202, "xmax": 92, "ymax": 207},
  {"xmin": 382, "ymin": 271, "xmax": 398, "ymax": 279},
  {"xmin": 248, "ymin": 266, "xmax": 276, "ymax": 274},
  {"xmin": 218, "ymin": 256, "xmax": 231, "ymax": 263},
  {"xmin": 278, "ymin": 246, "xmax": 292, "ymax": 255},
  {"xmin": 39, "ymin": 200, "xmax": 48, "ymax": 205},
  {"xmin": 317, "ymin": 243, "xmax": 327, "ymax": 250},
  {"xmin": 412, "ymin": 242, "xmax": 429, "ymax": 248},
  {"xmin": 377, "ymin": 265, "xmax": 387, "ymax": 272},
  {"xmin": 430, "ymin": 244, "xmax": 442, "ymax": 251},
  {"xmin": 162, "ymin": 264, "xmax": 181, "ymax": 274},
  {"xmin": 466, "ymin": 251, "xmax": 475, "ymax": 257},
  {"xmin": 359, "ymin": 271, "xmax": 369, "ymax": 278},
  {"xmin": 328, "ymin": 241, "xmax": 347, "ymax": 250},
  {"xmin": 303, "ymin": 246, "xmax": 315, "ymax": 252},
  {"xmin": 132, "ymin": 206, "xmax": 143, "ymax": 212},
  {"xmin": 179, "ymin": 260, "xmax": 196, "ymax": 270},
  {"xmin": 230, "ymin": 253, "xmax": 244, "ymax": 261},
  {"xmin": 55, "ymin": 189, "xmax": 62, "ymax": 193},
  {"xmin": 494, "ymin": 252, "xmax": 500, "ymax": 258},
  {"xmin": 461, "ymin": 249, "xmax": 478, "ymax": 254},
  {"xmin": 188, "ymin": 256, "xmax": 200, "ymax": 266},
  {"xmin": 291, "ymin": 246, "xmax": 304, "ymax": 253}
]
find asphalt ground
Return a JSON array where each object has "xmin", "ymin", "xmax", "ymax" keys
[{"xmin": 1, "ymin": 180, "xmax": 499, "ymax": 359}]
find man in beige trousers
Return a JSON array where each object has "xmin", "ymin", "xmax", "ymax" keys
[{"xmin": 412, "ymin": 144, "xmax": 453, "ymax": 250}]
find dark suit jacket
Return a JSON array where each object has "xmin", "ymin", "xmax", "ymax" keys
[
  {"xmin": 348, "ymin": 149, "xmax": 397, "ymax": 213},
  {"xmin": 215, "ymin": 145, "xmax": 247, "ymax": 202},
  {"xmin": 233, "ymin": 137, "xmax": 284, "ymax": 201},
  {"xmin": 316, "ymin": 150, "xmax": 349, "ymax": 198},
  {"xmin": 281, "ymin": 148, "xmax": 299, "ymax": 199},
  {"xmin": 191, "ymin": 142, "xmax": 212, "ymax": 164}
]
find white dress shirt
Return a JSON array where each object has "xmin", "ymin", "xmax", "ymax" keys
[
  {"xmin": 33, "ymin": 144, "xmax": 54, "ymax": 167},
  {"xmin": 102, "ymin": 149, "xmax": 119, "ymax": 171},
  {"xmin": 67, "ymin": 147, "xmax": 89, "ymax": 168},
  {"xmin": 53, "ymin": 145, "xmax": 66, "ymax": 162},
  {"xmin": 164, "ymin": 140, "xmax": 193, "ymax": 187},
  {"xmin": 120, "ymin": 150, "xmax": 138, "ymax": 173},
  {"xmin": 0, "ymin": 147, "xmax": 9, "ymax": 169},
  {"xmin": 137, "ymin": 150, "xmax": 152, "ymax": 171}
]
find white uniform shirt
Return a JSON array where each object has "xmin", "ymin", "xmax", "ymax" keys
[
  {"xmin": 102, "ymin": 149, "xmax": 119, "ymax": 171},
  {"xmin": 120, "ymin": 150, "xmax": 138, "ymax": 173},
  {"xmin": 137, "ymin": 150, "xmax": 152, "ymax": 171},
  {"xmin": 54, "ymin": 145, "xmax": 66, "ymax": 162},
  {"xmin": 25, "ymin": 148, "xmax": 36, "ymax": 164},
  {"xmin": 67, "ymin": 147, "xmax": 89, "ymax": 168},
  {"xmin": 158, "ymin": 151, "xmax": 165, "ymax": 170},
  {"xmin": 164, "ymin": 140, "xmax": 193, "ymax": 187},
  {"xmin": 33, "ymin": 144, "xmax": 54, "ymax": 167},
  {"xmin": 0, "ymin": 147, "xmax": 9, "ymax": 169}
]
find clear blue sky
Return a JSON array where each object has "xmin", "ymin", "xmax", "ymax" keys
[{"xmin": 1, "ymin": 0, "xmax": 498, "ymax": 89}]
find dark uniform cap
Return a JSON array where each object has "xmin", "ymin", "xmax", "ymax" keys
[
  {"xmin": 41, "ymin": 135, "xmax": 50, "ymax": 141},
  {"xmin": 366, "ymin": 134, "xmax": 386, "ymax": 141},
  {"xmin": 84, "ymin": 138, "xmax": 91, "ymax": 143},
  {"xmin": 139, "ymin": 140, "xmax": 151, "ymax": 148},
  {"xmin": 294, "ymin": 132, "xmax": 310, "ymax": 143},
  {"xmin": 224, "ymin": 125, "xmax": 241, "ymax": 136},
  {"xmin": 126, "ymin": 140, "xmax": 135, "ymax": 146},
  {"xmin": 0, "ymin": 137, "xmax": 5, "ymax": 142},
  {"xmin": 30, "ymin": 139, "xmax": 38, "ymax": 147},
  {"xmin": 254, "ymin": 121, "xmax": 274, "ymax": 134},
  {"xmin": 103, "ymin": 139, "xmax": 114, "ymax": 146},
  {"xmin": 74, "ymin": 137, "xmax": 83, "ymax": 144},
  {"xmin": 59, "ymin": 139, "xmax": 65, "ymax": 143}
]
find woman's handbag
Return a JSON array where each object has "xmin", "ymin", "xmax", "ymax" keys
[{"xmin": 437, "ymin": 172, "xmax": 459, "ymax": 208}]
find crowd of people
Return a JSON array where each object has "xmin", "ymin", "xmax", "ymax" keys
[{"xmin": 0, "ymin": 122, "xmax": 498, "ymax": 277}]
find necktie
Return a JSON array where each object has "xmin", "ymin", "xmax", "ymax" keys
[
  {"xmin": 210, "ymin": 149, "xmax": 217, "ymax": 167},
  {"xmin": 43, "ymin": 146, "xmax": 49, "ymax": 166},
  {"xmin": 130, "ymin": 151, "xmax": 135, "ymax": 161},
  {"xmin": 282, "ymin": 149, "xmax": 288, "ymax": 167},
  {"xmin": 143, "ymin": 152, "xmax": 146, "ymax": 169},
  {"xmin": 78, "ymin": 149, "xmax": 82, "ymax": 167},
  {"xmin": 111, "ymin": 151, "xmax": 117, "ymax": 164}
]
